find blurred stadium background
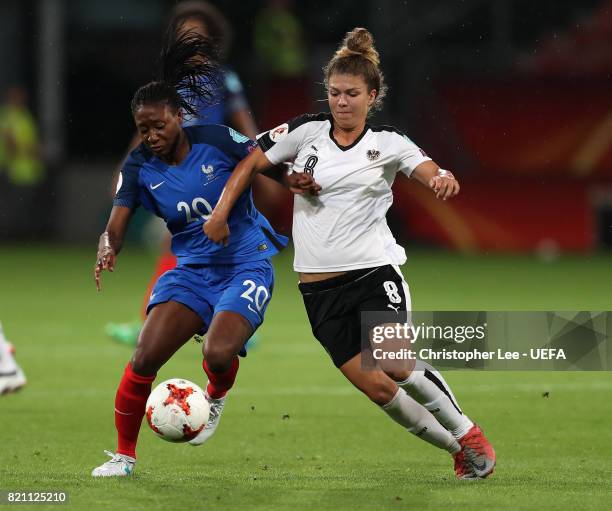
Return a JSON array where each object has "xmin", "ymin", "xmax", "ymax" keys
[
  {"xmin": 1, "ymin": 1, "xmax": 611, "ymax": 510},
  {"xmin": 1, "ymin": 0, "xmax": 612, "ymax": 251}
]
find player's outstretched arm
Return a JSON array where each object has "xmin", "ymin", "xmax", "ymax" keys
[
  {"xmin": 411, "ymin": 160, "xmax": 460, "ymax": 200},
  {"xmin": 203, "ymin": 147, "xmax": 274, "ymax": 246},
  {"xmin": 94, "ymin": 206, "xmax": 133, "ymax": 291},
  {"xmin": 205, "ymin": 147, "xmax": 321, "ymax": 245}
]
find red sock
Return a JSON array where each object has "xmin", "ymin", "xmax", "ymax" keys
[
  {"xmin": 202, "ymin": 356, "xmax": 239, "ymax": 399},
  {"xmin": 141, "ymin": 252, "xmax": 177, "ymax": 319},
  {"xmin": 114, "ymin": 363, "xmax": 156, "ymax": 458}
]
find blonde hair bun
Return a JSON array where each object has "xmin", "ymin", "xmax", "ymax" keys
[{"xmin": 335, "ymin": 27, "xmax": 380, "ymax": 67}]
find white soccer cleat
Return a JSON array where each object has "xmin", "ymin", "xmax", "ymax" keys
[
  {"xmin": 0, "ymin": 323, "xmax": 26, "ymax": 396},
  {"xmin": 188, "ymin": 391, "xmax": 226, "ymax": 446},
  {"xmin": 0, "ymin": 367, "xmax": 27, "ymax": 395},
  {"xmin": 91, "ymin": 450, "xmax": 136, "ymax": 477}
]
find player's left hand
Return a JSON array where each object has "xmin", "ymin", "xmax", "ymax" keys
[
  {"xmin": 429, "ymin": 170, "xmax": 460, "ymax": 200},
  {"xmin": 94, "ymin": 246, "xmax": 116, "ymax": 292},
  {"xmin": 285, "ymin": 172, "xmax": 322, "ymax": 196},
  {"xmin": 204, "ymin": 216, "xmax": 230, "ymax": 246}
]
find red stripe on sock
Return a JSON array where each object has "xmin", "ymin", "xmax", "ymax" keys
[
  {"xmin": 202, "ymin": 356, "xmax": 239, "ymax": 399},
  {"xmin": 114, "ymin": 363, "xmax": 156, "ymax": 458}
]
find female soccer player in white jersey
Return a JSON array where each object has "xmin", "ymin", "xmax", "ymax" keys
[{"xmin": 204, "ymin": 28, "xmax": 496, "ymax": 479}]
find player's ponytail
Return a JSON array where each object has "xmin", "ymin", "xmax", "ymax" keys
[
  {"xmin": 324, "ymin": 27, "xmax": 387, "ymax": 111},
  {"xmin": 130, "ymin": 31, "xmax": 221, "ymax": 118}
]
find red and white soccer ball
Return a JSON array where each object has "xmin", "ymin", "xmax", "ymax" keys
[{"xmin": 145, "ymin": 379, "xmax": 210, "ymax": 442}]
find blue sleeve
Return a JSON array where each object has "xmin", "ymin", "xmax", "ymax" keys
[
  {"xmin": 186, "ymin": 125, "xmax": 257, "ymax": 163},
  {"xmin": 113, "ymin": 152, "xmax": 142, "ymax": 209},
  {"xmin": 223, "ymin": 70, "xmax": 249, "ymax": 115}
]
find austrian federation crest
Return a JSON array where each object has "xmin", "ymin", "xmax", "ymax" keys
[{"xmin": 366, "ymin": 149, "xmax": 381, "ymax": 161}]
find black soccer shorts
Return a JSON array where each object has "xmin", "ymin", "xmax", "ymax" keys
[{"xmin": 298, "ymin": 265, "xmax": 411, "ymax": 367}]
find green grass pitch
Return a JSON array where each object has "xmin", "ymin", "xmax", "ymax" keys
[{"xmin": 1, "ymin": 245, "xmax": 611, "ymax": 510}]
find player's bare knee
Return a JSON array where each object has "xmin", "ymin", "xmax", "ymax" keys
[
  {"xmin": 362, "ymin": 378, "xmax": 397, "ymax": 406},
  {"xmin": 203, "ymin": 340, "xmax": 233, "ymax": 373},
  {"xmin": 379, "ymin": 354, "xmax": 414, "ymax": 383},
  {"xmin": 131, "ymin": 348, "xmax": 162, "ymax": 376},
  {"xmin": 384, "ymin": 367, "xmax": 410, "ymax": 382}
]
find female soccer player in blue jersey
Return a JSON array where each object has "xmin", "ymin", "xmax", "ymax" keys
[
  {"xmin": 91, "ymin": 32, "xmax": 287, "ymax": 477},
  {"xmin": 106, "ymin": 1, "xmax": 265, "ymax": 346}
]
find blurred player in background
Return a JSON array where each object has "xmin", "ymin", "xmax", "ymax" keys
[
  {"xmin": 106, "ymin": 0, "xmax": 265, "ymax": 347},
  {"xmin": 0, "ymin": 86, "xmax": 45, "ymax": 238},
  {"xmin": 204, "ymin": 27, "xmax": 496, "ymax": 480},
  {"xmin": 91, "ymin": 32, "xmax": 287, "ymax": 477},
  {"xmin": 0, "ymin": 322, "xmax": 26, "ymax": 395}
]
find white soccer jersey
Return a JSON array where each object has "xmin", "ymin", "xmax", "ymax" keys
[{"xmin": 258, "ymin": 113, "xmax": 432, "ymax": 272}]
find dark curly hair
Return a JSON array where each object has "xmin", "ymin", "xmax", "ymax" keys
[{"xmin": 130, "ymin": 31, "xmax": 221, "ymax": 118}]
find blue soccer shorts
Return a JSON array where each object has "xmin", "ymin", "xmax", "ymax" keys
[{"xmin": 147, "ymin": 258, "xmax": 275, "ymax": 335}]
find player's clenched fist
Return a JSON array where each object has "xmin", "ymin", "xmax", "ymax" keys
[
  {"xmin": 429, "ymin": 169, "xmax": 460, "ymax": 200},
  {"xmin": 285, "ymin": 172, "xmax": 322, "ymax": 196},
  {"xmin": 203, "ymin": 216, "xmax": 230, "ymax": 246}
]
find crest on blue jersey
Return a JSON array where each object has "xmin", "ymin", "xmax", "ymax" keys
[
  {"xmin": 201, "ymin": 164, "xmax": 215, "ymax": 181},
  {"xmin": 228, "ymin": 127, "xmax": 250, "ymax": 143}
]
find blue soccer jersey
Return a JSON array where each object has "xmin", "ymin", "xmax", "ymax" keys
[{"xmin": 114, "ymin": 124, "xmax": 287, "ymax": 265}]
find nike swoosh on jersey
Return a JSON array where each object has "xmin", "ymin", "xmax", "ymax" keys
[
  {"xmin": 202, "ymin": 176, "xmax": 221, "ymax": 186},
  {"xmin": 150, "ymin": 181, "xmax": 165, "ymax": 190}
]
